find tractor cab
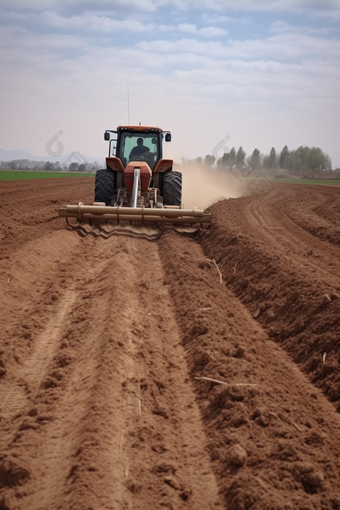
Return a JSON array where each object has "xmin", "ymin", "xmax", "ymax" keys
[
  {"xmin": 118, "ymin": 131, "xmax": 159, "ymax": 170},
  {"xmin": 105, "ymin": 126, "xmax": 171, "ymax": 172}
]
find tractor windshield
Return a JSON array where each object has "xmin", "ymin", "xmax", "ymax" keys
[{"xmin": 118, "ymin": 132, "xmax": 159, "ymax": 170}]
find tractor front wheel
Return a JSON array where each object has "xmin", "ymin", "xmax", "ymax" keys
[{"xmin": 94, "ymin": 169, "xmax": 115, "ymax": 206}]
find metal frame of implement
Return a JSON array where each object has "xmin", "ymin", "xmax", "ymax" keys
[{"xmin": 59, "ymin": 204, "xmax": 211, "ymax": 225}]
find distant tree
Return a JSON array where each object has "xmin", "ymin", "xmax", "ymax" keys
[
  {"xmin": 78, "ymin": 163, "xmax": 87, "ymax": 172},
  {"xmin": 229, "ymin": 147, "xmax": 236, "ymax": 168},
  {"xmin": 217, "ymin": 147, "xmax": 236, "ymax": 170},
  {"xmin": 217, "ymin": 152, "xmax": 227, "ymax": 168},
  {"xmin": 308, "ymin": 146, "xmax": 332, "ymax": 172},
  {"xmin": 269, "ymin": 147, "xmax": 277, "ymax": 169},
  {"xmin": 204, "ymin": 154, "xmax": 216, "ymax": 168},
  {"xmin": 44, "ymin": 161, "xmax": 54, "ymax": 172},
  {"xmin": 294, "ymin": 146, "xmax": 309, "ymax": 173},
  {"xmin": 15, "ymin": 159, "xmax": 30, "ymax": 169},
  {"xmin": 280, "ymin": 146, "xmax": 332, "ymax": 174},
  {"xmin": 216, "ymin": 155, "xmax": 223, "ymax": 167},
  {"xmin": 249, "ymin": 148, "xmax": 261, "ymax": 169},
  {"xmin": 68, "ymin": 162, "xmax": 79, "ymax": 172},
  {"xmin": 236, "ymin": 146, "xmax": 246, "ymax": 169},
  {"xmin": 279, "ymin": 145, "xmax": 289, "ymax": 168},
  {"xmin": 285, "ymin": 151, "xmax": 300, "ymax": 173},
  {"xmin": 262, "ymin": 154, "xmax": 270, "ymax": 169},
  {"xmin": 195, "ymin": 157, "xmax": 203, "ymax": 166},
  {"xmin": 86, "ymin": 162, "xmax": 101, "ymax": 172},
  {"xmin": 9, "ymin": 160, "xmax": 18, "ymax": 170},
  {"xmin": 0, "ymin": 159, "xmax": 63, "ymax": 171}
]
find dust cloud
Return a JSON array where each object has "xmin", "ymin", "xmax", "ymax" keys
[{"xmin": 181, "ymin": 166, "xmax": 247, "ymax": 210}]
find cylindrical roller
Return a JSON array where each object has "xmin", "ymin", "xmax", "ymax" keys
[
  {"xmin": 65, "ymin": 204, "xmax": 206, "ymax": 218},
  {"xmin": 59, "ymin": 209, "xmax": 211, "ymax": 223}
]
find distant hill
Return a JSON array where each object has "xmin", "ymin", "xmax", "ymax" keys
[{"xmin": 0, "ymin": 147, "xmax": 104, "ymax": 165}]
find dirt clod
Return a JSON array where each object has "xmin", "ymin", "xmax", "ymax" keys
[
  {"xmin": 0, "ymin": 459, "xmax": 30, "ymax": 488},
  {"xmin": 226, "ymin": 444, "xmax": 247, "ymax": 467}
]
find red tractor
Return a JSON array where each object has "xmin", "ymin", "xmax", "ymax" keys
[{"xmin": 59, "ymin": 125, "xmax": 210, "ymax": 226}]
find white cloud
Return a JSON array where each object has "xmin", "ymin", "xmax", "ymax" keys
[
  {"xmin": 178, "ymin": 23, "xmax": 197, "ymax": 34},
  {"xmin": 137, "ymin": 33, "xmax": 340, "ymax": 62},
  {"xmin": 307, "ymin": 6, "xmax": 340, "ymax": 21},
  {"xmin": 200, "ymin": 26, "xmax": 227, "ymax": 36},
  {"xmin": 0, "ymin": 0, "xmax": 164, "ymax": 12},
  {"xmin": 0, "ymin": 25, "xmax": 86, "ymax": 59},
  {"xmin": 201, "ymin": 13, "xmax": 233, "ymax": 23},
  {"xmin": 40, "ymin": 14, "xmax": 228, "ymax": 37},
  {"xmin": 213, "ymin": 0, "xmax": 340, "ymax": 12},
  {"xmin": 270, "ymin": 20, "xmax": 336, "ymax": 35},
  {"xmin": 2, "ymin": 25, "xmax": 339, "ymax": 108},
  {"xmin": 177, "ymin": 23, "xmax": 227, "ymax": 36},
  {"xmin": 2, "ymin": 0, "xmax": 340, "ymax": 13},
  {"xmin": 41, "ymin": 12, "xmax": 154, "ymax": 32}
]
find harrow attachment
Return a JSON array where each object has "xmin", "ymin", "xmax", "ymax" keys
[{"xmin": 58, "ymin": 203, "xmax": 211, "ymax": 226}]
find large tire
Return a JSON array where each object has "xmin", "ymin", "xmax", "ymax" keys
[
  {"xmin": 163, "ymin": 171, "xmax": 182, "ymax": 207},
  {"xmin": 94, "ymin": 169, "xmax": 115, "ymax": 206}
]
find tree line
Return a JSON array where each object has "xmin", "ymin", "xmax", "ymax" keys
[
  {"xmin": 1, "ymin": 144, "xmax": 334, "ymax": 176},
  {"xmin": 0, "ymin": 159, "xmax": 101, "ymax": 172},
  {"xmin": 180, "ymin": 145, "xmax": 333, "ymax": 175}
]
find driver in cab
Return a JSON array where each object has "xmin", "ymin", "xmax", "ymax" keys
[{"xmin": 129, "ymin": 137, "xmax": 150, "ymax": 159}]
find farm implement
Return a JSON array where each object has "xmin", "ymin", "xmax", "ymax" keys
[{"xmin": 58, "ymin": 125, "xmax": 210, "ymax": 232}]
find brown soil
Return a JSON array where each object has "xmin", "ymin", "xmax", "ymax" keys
[{"xmin": 1, "ymin": 178, "xmax": 340, "ymax": 510}]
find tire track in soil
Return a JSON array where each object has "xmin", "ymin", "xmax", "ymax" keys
[
  {"xmin": 246, "ymin": 187, "xmax": 340, "ymax": 284},
  {"xmin": 0, "ymin": 231, "xmax": 222, "ymax": 510},
  {"xmin": 0, "ymin": 289, "xmax": 76, "ymax": 423},
  {"xmin": 0, "ymin": 230, "xmax": 81, "ymax": 423},
  {"xmin": 158, "ymin": 230, "xmax": 340, "ymax": 509},
  {"xmin": 0, "ymin": 177, "xmax": 93, "ymax": 260},
  {"xmin": 201, "ymin": 185, "xmax": 340, "ymax": 408},
  {"xmin": 282, "ymin": 185, "xmax": 340, "ymax": 246},
  {"xmin": 0, "ymin": 230, "xmax": 84, "ymax": 509}
]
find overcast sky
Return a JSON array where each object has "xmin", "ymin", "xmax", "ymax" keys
[{"xmin": 1, "ymin": 0, "xmax": 340, "ymax": 166}]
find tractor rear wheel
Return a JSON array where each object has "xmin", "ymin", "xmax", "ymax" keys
[
  {"xmin": 163, "ymin": 171, "xmax": 182, "ymax": 207},
  {"xmin": 94, "ymin": 169, "xmax": 115, "ymax": 206}
]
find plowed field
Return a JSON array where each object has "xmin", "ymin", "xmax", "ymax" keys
[{"xmin": 1, "ymin": 178, "xmax": 340, "ymax": 510}]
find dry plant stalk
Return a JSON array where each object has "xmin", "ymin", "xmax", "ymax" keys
[
  {"xmin": 135, "ymin": 381, "xmax": 142, "ymax": 415},
  {"xmin": 181, "ymin": 345, "xmax": 195, "ymax": 358},
  {"xmin": 206, "ymin": 259, "xmax": 223, "ymax": 284},
  {"xmin": 195, "ymin": 376, "xmax": 257, "ymax": 387}
]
